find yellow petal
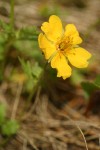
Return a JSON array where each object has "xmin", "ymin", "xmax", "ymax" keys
[
  {"xmin": 38, "ymin": 33, "xmax": 56, "ymax": 59},
  {"xmin": 51, "ymin": 52, "xmax": 72, "ymax": 79},
  {"xmin": 41, "ymin": 15, "xmax": 63, "ymax": 42},
  {"xmin": 65, "ymin": 24, "xmax": 82, "ymax": 45},
  {"xmin": 67, "ymin": 47, "xmax": 92, "ymax": 68}
]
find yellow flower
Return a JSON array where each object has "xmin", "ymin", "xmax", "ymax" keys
[{"xmin": 38, "ymin": 15, "xmax": 91, "ymax": 79}]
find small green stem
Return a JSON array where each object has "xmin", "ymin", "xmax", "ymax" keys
[
  {"xmin": 10, "ymin": 0, "xmax": 15, "ymax": 31},
  {"xmin": 27, "ymin": 83, "xmax": 38, "ymax": 103}
]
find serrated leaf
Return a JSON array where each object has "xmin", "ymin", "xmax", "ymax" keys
[
  {"xmin": 0, "ymin": 104, "xmax": 6, "ymax": 125},
  {"xmin": 1, "ymin": 120, "xmax": 19, "ymax": 136},
  {"xmin": 17, "ymin": 26, "xmax": 39, "ymax": 40},
  {"xmin": 19, "ymin": 58, "xmax": 32, "ymax": 78},
  {"xmin": 19, "ymin": 59, "xmax": 43, "ymax": 92},
  {"xmin": 19, "ymin": 58, "xmax": 43, "ymax": 79},
  {"xmin": 32, "ymin": 63, "xmax": 43, "ymax": 79}
]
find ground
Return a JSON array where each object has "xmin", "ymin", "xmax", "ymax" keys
[{"xmin": 0, "ymin": 0, "xmax": 100, "ymax": 150}]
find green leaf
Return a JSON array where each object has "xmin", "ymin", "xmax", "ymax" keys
[
  {"xmin": 70, "ymin": 69, "xmax": 84, "ymax": 85},
  {"xmin": 19, "ymin": 58, "xmax": 43, "ymax": 92},
  {"xmin": 32, "ymin": 63, "xmax": 43, "ymax": 79},
  {"xmin": 0, "ymin": 104, "xmax": 6, "ymax": 125},
  {"xmin": 0, "ymin": 44, "xmax": 5, "ymax": 61},
  {"xmin": 81, "ymin": 82, "xmax": 99, "ymax": 98},
  {"xmin": 94, "ymin": 75, "xmax": 100, "ymax": 87},
  {"xmin": 0, "ymin": 33, "xmax": 7, "ymax": 43},
  {"xmin": 19, "ymin": 58, "xmax": 43, "ymax": 79},
  {"xmin": 1, "ymin": 120, "xmax": 19, "ymax": 136},
  {"xmin": 16, "ymin": 26, "xmax": 39, "ymax": 40},
  {"xmin": 19, "ymin": 58, "xmax": 32, "ymax": 78},
  {"xmin": 0, "ymin": 20, "xmax": 11, "ymax": 33}
]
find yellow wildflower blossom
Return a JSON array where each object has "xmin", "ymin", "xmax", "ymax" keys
[{"xmin": 38, "ymin": 15, "xmax": 91, "ymax": 79}]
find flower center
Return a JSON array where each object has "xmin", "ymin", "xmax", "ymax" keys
[
  {"xmin": 56, "ymin": 36, "xmax": 72, "ymax": 52},
  {"xmin": 59, "ymin": 41, "xmax": 68, "ymax": 51}
]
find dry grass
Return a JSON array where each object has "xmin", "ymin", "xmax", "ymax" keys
[{"xmin": 0, "ymin": 84, "xmax": 100, "ymax": 150}]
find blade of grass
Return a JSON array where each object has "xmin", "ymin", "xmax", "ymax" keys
[{"xmin": 10, "ymin": 0, "xmax": 15, "ymax": 32}]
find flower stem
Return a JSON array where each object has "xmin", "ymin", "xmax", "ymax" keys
[{"xmin": 10, "ymin": 0, "xmax": 15, "ymax": 32}]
